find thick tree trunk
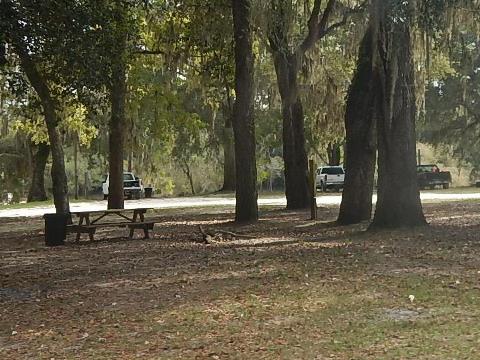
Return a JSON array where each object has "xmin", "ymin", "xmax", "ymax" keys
[
  {"xmin": 13, "ymin": 46, "xmax": 70, "ymax": 214},
  {"xmin": 327, "ymin": 142, "xmax": 342, "ymax": 166},
  {"xmin": 27, "ymin": 142, "xmax": 49, "ymax": 202},
  {"xmin": 48, "ymin": 124, "xmax": 70, "ymax": 214},
  {"xmin": 107, "ymin": 28, "xmax": 127, "ymax": 210},
  {"xmin": 267, "ymin": 0, "xmax": 340, "ymax": 210},
  {"xmin": 338, "ymin": 27, "xmax": 377, "ymax": 225},
  {"xmin": 231, "ymin": 0, "xmax": 258, "ymax": 222},
  {"xmin": 273, "ymin": 52, "xmax": 310, "ymax": 209},
  {"xmin": 370, "ymin": 0, "xmax": 426, "ymax": 228}
]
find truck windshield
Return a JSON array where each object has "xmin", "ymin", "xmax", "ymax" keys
[
  {"xmin": 321, "ymin": 167, "xmax": 344, "ymax": 175},
  {"xmin": 123, "ymin": 173, "xmax": 135, "ymax": 181}
]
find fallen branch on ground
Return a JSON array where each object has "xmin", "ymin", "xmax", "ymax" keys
[{"xmin": 198, "ymin": 225, "xmax": 255, "ymax": 243}]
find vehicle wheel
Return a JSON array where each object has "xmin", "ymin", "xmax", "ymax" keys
[
  {"xmin": 443, "ymin": 183, "xmax": 450, "ymax": 189},
  {"xmin": 134, "ymin": 192, "xmax": 141, "ymax": 200},
  {"xmin": 103, "ymin": 194, "xmax": 108, "ymax": 200}
]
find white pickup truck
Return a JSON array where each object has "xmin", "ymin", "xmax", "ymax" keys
[
  {"xmin": 102, "ymin": 172, "xmax": 144, "ymax": 200},
  {"xmin": 316, "ymin": 166, "xmax": 345, "ymax": 192}
]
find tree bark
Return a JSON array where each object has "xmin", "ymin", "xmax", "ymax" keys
[
  {"xmin": 370, "ymin": 0, "xmax": 426, "ymax": 228},
  {"xmin": 338, "ymin": 27, "xmax": 377, "ymax": 225},
  {"xmin": 13, "ymin": 46, "xmax": 70, "ymax": 214},
  {"xmin": 231, "ymin": 0, "xmax": 258, "ymax": 222},
  {"xmin": 27, "ymin": 142, "xmax": 49, "ymax": 202},
  {"xmin": 107, "ymin": 13, "xmax": 127, "ymax": 210},
  {"xmin": 327, "ymin": 142, "xmax": 342, "ymax": 166},
  {"xmin": 272, "ymin": 52, "xmax": 310, "ymax": 209}
]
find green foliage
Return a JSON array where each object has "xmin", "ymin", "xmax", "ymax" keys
[
  {"xmin": 420, "ymin": 2, "xmax": 480, "ymax": 174},
  {"xmin": 429, "ymin": 52, "xmax": 457, "ymax": 80},
  {"xmin": 62, "ymin": 105, "xmax": 98, "ymax": 147},
  {"xmin": 303, "ymin": 31, "xmax": 357, "ymax": 158},
  {"xmin": 13, "ymin": 104, "xmax": 98, "ymax": 147},
  {"xmin": 13, "ymin": 115, "xmax": 48, "ymax": 144}
]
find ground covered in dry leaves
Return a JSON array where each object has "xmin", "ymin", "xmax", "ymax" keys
[{"xmin": 1, "ymin": 201, "xmax": 480, "ymax": 359}]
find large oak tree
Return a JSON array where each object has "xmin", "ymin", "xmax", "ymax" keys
[
  {"xmin": 337, "ymin": 25, "xmax": 376, "ymax": 225},
  {"xmin": 267, "ymin": 0, "xmax": 361, "ymax": 209},
  {"xmin": 1, "ymin": 0, "xmax": 72, "ymax": 214},
  {"xmin": 370, "ymin": 0, "xmax": 426, "ymax": 228},
  {"xmin": 231, "ymin": 0, "xmax": 258, "ymax": 222}
]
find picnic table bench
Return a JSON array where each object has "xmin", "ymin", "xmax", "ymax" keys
[{"xmin": 67, "ymin": 208, "xmax": 155, "ymax": 242}]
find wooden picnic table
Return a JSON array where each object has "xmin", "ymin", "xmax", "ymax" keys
[{"xmin": 68, "ymin": 208, "xmax": 154, "ymax": 242}]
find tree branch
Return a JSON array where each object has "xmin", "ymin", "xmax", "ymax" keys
[
  {"xmin": 298, "ymin": 0, "xmax": 327, "ymax": 55},
  {"xmin": 298, "ymin": 0, "xmax": 368, "ymax": 56},
  {"xmin": 267, "ymin": 0, "xmax": 289, "ymax": 53},
  {"xmin": 319, "ymin": 1, "xmax": 368, "ymax": 38},
  {"xmin": 317, "ymin": 0, "xmax": 337, "ymax": 39},
  {"xmin": 0, "ymin": 153, "xmax": 23, "ymax": 159},
  {"xmin": 307, "ymin": 0, "xmax": 323, "ymax": 31}
]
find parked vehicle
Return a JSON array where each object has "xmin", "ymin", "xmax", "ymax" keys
[
  {"xmin": 316, "ymin": 166, "xmax": 345, "ymax": 192},
  {"xmin": 102, "ymin": 172, "xmax": 144, "ymax": 200},
  {"xmin": 417, "ymin": 164, "xmax": 451, "ymax": 190}
]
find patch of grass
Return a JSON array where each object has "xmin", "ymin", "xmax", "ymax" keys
[
  {"xmin": 0, "ymin": 200, "xmax": 53, "ymax": 210},
  {"xmin": 114, "ymin": 272, "xmax": 480, "ymax": 359},
  {"xmin": 0, "ymin": 198, "xmax": 94, "ymax": 210}
]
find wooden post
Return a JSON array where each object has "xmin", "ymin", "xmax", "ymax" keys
[
  {"xmin": 417, "ymin": 149, "xmax": 421, "ymax": 166},
  {"xmin": 309, "ymin": 159, "xmax": 317, "ymax": 220}
]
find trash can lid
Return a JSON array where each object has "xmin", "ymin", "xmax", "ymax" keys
[{"xmin": 43, "ymin": 212, "xmax": 70, "ymax": 219}]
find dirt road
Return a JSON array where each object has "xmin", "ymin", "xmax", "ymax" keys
[{"xmin": 1, "ymin": 191, "xmax": 479, "ymax": 218}]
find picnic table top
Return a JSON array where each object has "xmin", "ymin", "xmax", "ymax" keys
[{"xmin": 70, "ymin": 208, "xmax": 152, "ymax": 215}]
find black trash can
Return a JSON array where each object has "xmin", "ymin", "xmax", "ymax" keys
[
  {"xmin": 144, "ymin": 187, "xmax": 153, "ymax": 198},
  {"xmin": 43, "ymin": 213, "xmax": 68, "ymax": 246}
]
